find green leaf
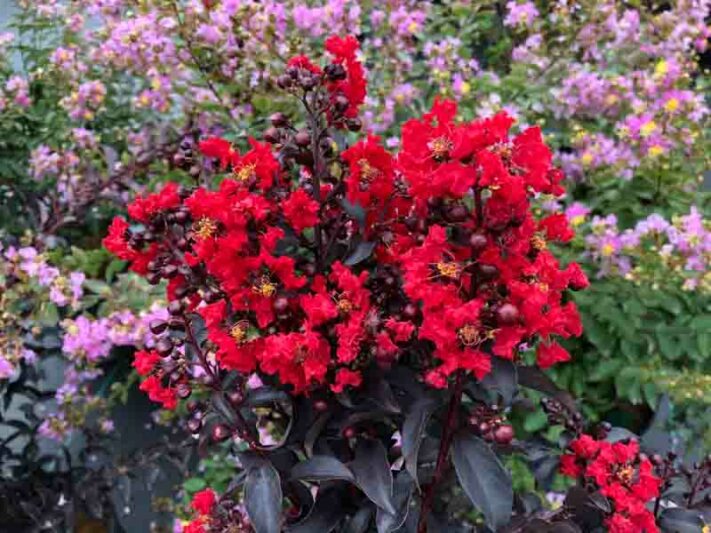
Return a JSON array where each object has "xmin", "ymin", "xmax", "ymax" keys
[{"xmin": 183, "ymin": 477, "xmax": 206, "ymax": 493}]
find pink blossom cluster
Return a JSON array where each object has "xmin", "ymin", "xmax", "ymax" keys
[{"xmin": 567, "ymin": 206, "xmax": 710, "ymax": 290}]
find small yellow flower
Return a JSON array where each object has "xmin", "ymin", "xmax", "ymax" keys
[
  {"xmin": 664, "ymin": 98, "xmax": 679, "ymax": 112},
  {"xmin": 459, "ymin": 81, "xmax": 471, "ymax": 96},
  {"xmin": 648, "ymin": 145, "xmax": 664, "ymax": 157},
  {"xmin": 571, "ymin": 215, "xmax": 586, "ymax": 227},
  {"xmin": 580, "ymin": 152, "xmax": 594, "ymax": 166},
  {"xmin": 654, "ymin": 59, "xmax": 668, "ymax": 78},
  {"xmin": 640, "ymin": 120, "xmax": 657, "ymax": 138},
  {"xmin": 601, "ymin": 243, "xmax": 615, "ymax": 257},
  {"xmin": 407, "ymin": 21, "xmax": 419, "ymax": 34}
]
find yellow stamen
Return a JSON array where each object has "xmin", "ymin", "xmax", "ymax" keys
[
  {"xmin": 664, "ymin": 98, "xmax": 679, "ymax": 112},
  {"xmin": 194, "ymin": 217, "xmax": 217, "ymax": 239},
  {"xmin": 428, "ymin": 136, "xmax": 453, "ymax": 160},
  {"xmin": 358, "ymin": 159, "xmax": 380, "ymax": 181},
  {"xmin": 531, "ymin": 234, "xmax": 547, "ymax": 251},
  {"xmin": 252, "ymin": 278, "xmax": 277, "ymax": 298},
  {"xmin": 337, "ymin": 298, "xmax": 353, "ymax": 314},
  {"xmin": 640, "ymin": 120, "xmax": 657, "ymax": 138},
  {"xmin": 229, "ymin": 322, "xmax": 248, "ymax": 343},
  {"xmin": 234, "ymin": 163, "xmax": 256, "ymax": 182},
  {"xmin": 436, "ymin": 261, "xmax": 460, "ymax": 278},
  {"xmin": 458, "ymin": 325, "xmax": 481, "ymax": 346}
]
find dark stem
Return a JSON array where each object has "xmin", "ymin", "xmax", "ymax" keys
[
  {"xmin": 304, "ymin": 92, "xmax": 326, "ymax": 269},
  {"xmin": 474, "ymin": 186, "xmax": 483, "ymax": 226},
  {"xmin": 417, "ymin": 372, "xmax": 465, "ymax": 533},
  {"xmin": 183, "ymin": 314, "xmax": 262, "ymax": 451},
  {"xmin": 686, "ymin": 465, "xmax": 706, "ymax": 507}
]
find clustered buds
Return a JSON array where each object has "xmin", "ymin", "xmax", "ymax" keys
[
  {"xmin": 541, "ymin": 396, "xmax": 584, "ymax": 434},
  {"xmin": 468, "ymin": 404, "xmax": 515, "ymax": 445}
]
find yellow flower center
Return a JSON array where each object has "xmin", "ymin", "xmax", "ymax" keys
[
  {"xmin": 429, "ymin": 136, "xmax": 453, "ymax": 160},
  {"xmin": 229, "ymin": 323, "xmax": 248, "ymax": 343},
  {"xmin": 648, "ymin": 145, "xmax": 664, "ymax": 157},
  {"xmin": 571, "ymin": 215, "xmax": 586, "ymax": 227},
  {"xmin": 337, "ymin": 297, "xmax": 353, "ymax": 314},
  {"xmin": 458, "ymin": 325, "xmax": 481, "ymax": 346},
  {"xmin": 195, "ymin": 217, "xmax": 217, "ymax": 239},
  {"xmin": 235, "ymin": 163, "xmax": 256, "ymax": 182},
  {"xmin": 531, "ymin": 234, "xmax": 547, "ymax": 251},
  {"xmin": 358, "ymin": 159, "xmax": 380, "ymax": 181},
  {"xmin": 253, "ymin": 278, "xmax": 277, "ymax": 298},
  {"xmin": 601, "ymin": 243, "xmax": 615, "ymax": 257},
  {"xmin": 640, "ymin": 121, "xmax": 657, "ymax": 138},
  {"xmin": 616, "ymin": 464, "xmax": 635, "ymax": 484},
  {"xmin": 664, "ymin": 98, "xmax": 679, "ymax": 112},
  {"xmin": 436, "ymin": 261, "xmax": 460, "ymax": 278}
]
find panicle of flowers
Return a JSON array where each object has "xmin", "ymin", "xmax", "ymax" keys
[
  {"xmin": 560, "ymin": 434, "xmax": 661, "ymax": 533},
  {"xmin": 569, "ymin": 206, "xmax": 710, "ymax": 291},
  {"xmin": 103, "ymin": 35, "xmax": 587, "ymax": 412}
]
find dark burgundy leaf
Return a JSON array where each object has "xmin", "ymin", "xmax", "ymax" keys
[
  {"xmin": 244, "ymin": 461, "xmax": 283, "ymax": 533},
  {"xmin": 344, "ymin": 240, "xmax": 376, "ymax": 266},
  {"xmin": 658, "ymin": 508, "xmax": 704, "ymax": 533},
  {"xmin": 452, "ymin": 431, "xmax": 513, "ymax": 530},
  {"xmin": 401, "ymin": 397, "xmax": 438, "ymax": 489},
  {"xmin": 291, "ymin": 455, "xmax": 355, "ymax": 482},
  {"xmin": 375, "ymin": 470, "xmax": 414, "ymax": 533},
  {"xmin": 351, "ymin": 439, "xmax": 396, "ymax": 515}
]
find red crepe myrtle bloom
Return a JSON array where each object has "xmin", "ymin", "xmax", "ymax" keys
[
  {"xmin": 283, "ymin": 188, "xmax": 320, "ymax": 232},
  {"xmin": 133, "ymin": 349, "xmax": 160, "ymax": 376},
  {"xmin": 102, "ymin": 217, "xmax": 134, "ymax": 261},
  {"xmin": 191, "ymin": 489, "xmax": 217, "ymax": 516},
  {"xmin": 561, "ymin": 435, "xmax": 661, "ymax": 533},
  {"xmin": 127, "ymin": 182, "xmax": 182, "ymax": 223},
  {"xmin": 104, "ymin": 37, "xmax": 586, "ymax": 406},
  {"xmin": 324, "ymin": 35, "xmax": 366, "ymax": 120},
  {"xmin": 199, "ymin": 136, "xmax": 234, "ymax": 169},
  {"xmin": 536, "ymin": 341, "xmax": 571, "ymax": 369},
  {"xmin": 331, "ymin": 368, "xmax": 363, "ymax": 393},
  {"xmin": 139, "ymin": 375, "xmax": 177, "ymax": 410}
]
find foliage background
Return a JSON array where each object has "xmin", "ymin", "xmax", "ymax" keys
[{"xmin": 0, "ymin": 0, "xmax": 707, "ymax": 529}]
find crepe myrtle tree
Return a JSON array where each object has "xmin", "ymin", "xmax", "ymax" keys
[{"xmin": 104, "ymin": 36, "xmax": 708, "ymax": 533}]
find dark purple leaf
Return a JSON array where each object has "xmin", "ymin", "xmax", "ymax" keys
[{"xmin": 452, "ymin": 431, "xmax": 513, "ymax": 530}]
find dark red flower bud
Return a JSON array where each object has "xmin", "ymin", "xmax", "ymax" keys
[
  {"xmin": 211, "ymin": 424, "xmax": 231, "ymax": 442},
  {"xmin": 273, "ymin": 296, "xmax": 290, "ymax": 313},
  {"xmin": 469, "ymin": 232, "xmax": 488, "ymax": 254},
  {"xmin": 476, "ymin": 263, "xmax": 499, "ymax": 280},
  {"xmin": 227, "ymin": 390, "xmax": 244, "ymax": 406},
  {"xmin": 496, "ymin": 303, "xmax": 520, "ymax": 326},
  {"xmin": 494, "ymin": 425, "xmax": 514, "ymax": 445},
  {"xmin": 270, "ymin": 112, "xmax": 288, "ymax": 127},
  {"xmin": 295, "ymin": 130, "xmax": 311, "ymax": 147},
  {"xmin": 155, "ymin": 338, "xmax": 174, "ymax": 357},
  {"xmin": 263, "ymin": 127, "xmax": 280, "ymax": 144}
]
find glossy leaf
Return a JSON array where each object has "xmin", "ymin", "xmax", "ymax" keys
[{"xmin": 452, "ymin": 432, "xmax": 513, "ymax": 530}]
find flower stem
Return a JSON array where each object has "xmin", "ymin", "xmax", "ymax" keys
[{"xmin": 417, "ymin": 372, "xmax": 464, "ymax": 533}]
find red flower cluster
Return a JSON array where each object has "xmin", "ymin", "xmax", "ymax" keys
[
  {"xmin": 285, "ymin": 35, "xmax": 365, "ymax": 128},
  {"xmin": 183, "ymin": 489, "xmax": 217, "ymax": 533},
  {"xmin": 104, "ymin": 35, "xmax": 587, "ymax": 407},
  {"xmin": 561, "ymin": 435, "xmax": 661, "ymax": 533}
]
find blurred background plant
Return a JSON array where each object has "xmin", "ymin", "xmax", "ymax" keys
[{"xmin": 0, "ymin": 0, "xmax": 707, "ymax": 529}]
